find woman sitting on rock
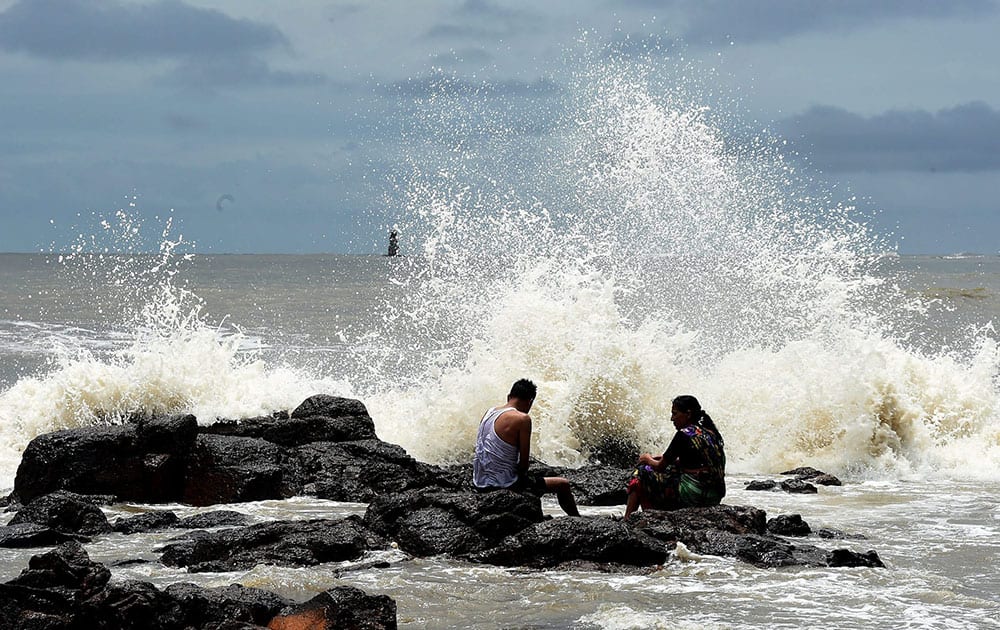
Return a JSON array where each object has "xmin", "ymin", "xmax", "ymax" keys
[{"xmin": 623, "ymin": 395, "xmax": 726, "ymax": 519}]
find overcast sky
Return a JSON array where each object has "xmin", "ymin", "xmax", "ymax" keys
[{"xmin": 1, "ymin": 0, "xmax": 998, "ymax": 254}]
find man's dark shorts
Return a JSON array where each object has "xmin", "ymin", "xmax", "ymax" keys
[{"xmin": 476, "ymin": 472, "xmax": 547, "ymax": 496}]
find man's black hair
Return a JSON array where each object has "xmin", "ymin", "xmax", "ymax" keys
[{"xmin": 508, "ymin": 378, "xmax": 537, "ymax": 401}]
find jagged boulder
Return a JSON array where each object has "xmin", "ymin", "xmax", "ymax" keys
[
  {"xmin": 13, "ymin": 415, "xmax": 198, "ymax": 504},
  {"xmin": 782, "ymin": 466, "xmax": 843, "ymax": 486},
  {"xmin": 297, "ymin": 439, "xmax": 445, "ymax": 502},
  {"xmin": 176, "ymin": 510, "xmax": 254, "ymax": 529},
  {"xmin": 628, "ymin": 504, "xmax": 768, "ymax": 542},
  {"xmin": 158, "ymin": 516, "xmax": 385, "ymax": 572},
  {"xmin": 745, "ymin": 479, "xmax": 818, "ymax": 494},
  {"xmin": 181, "ymin": 435, "xmax": 300, "ymax": 506},
  {"xmin": 0, "ymin": 541, "xmax": 111, "ymax": 627},
  {"xmin": 473, "ymin": 516, "xmax": 669, "ymax": 568},
  {"xmin": 364, "ymin": 488, "xmax": 544, "ymax": 557},
  {"xmin": 113, "ymin": 510, "xmax": 180, "ymax": 534},
  {"xmin": 162, "ymin": 582, "xmax": 291, "ymax": 628},
  {"xmin": 202, "ymin": 397, "xmax": 377, "ymax": 445},
  {"xmin": 767, "ymin": 514, "xmax": 811, "ymax": 537},
  {"xmin": 0, "ymin": 522, "xmax": 89, "ymax": 548},
  {"xmin": 624, "ymin": 505, "xmax": 883, "ymax": 569},
  {"xmin": 0, "ymin": 540, "xmax": 384, "ymax": 629},
  {"xmin": 9, "ymin": 490, "xmax": 112, "ymax": 536}
]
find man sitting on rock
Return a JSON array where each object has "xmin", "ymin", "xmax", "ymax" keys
[{"xmin": 472, "ymin": 378, "xmax": 580, "ymax": 516}]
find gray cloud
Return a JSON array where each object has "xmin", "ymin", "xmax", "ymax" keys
[
  {"xmin": 385, "ymin": 73, "xmax": 561, "ymax": 99},
  {"xmin": 681, "ymin": 0, "xmax": 996, "ymax": 46},
  {"xmin": 430, "ymin": 47, "xmax": 494, "ymax": 67},
  {"xmin": 612, "ymin": 0, "xmax": 995, "ymax": 50},
  {"xmin": 425, "ymin": 0, "xmax": 542, "ymax": 41},
  {"xmin": 163, "ymin": 54, "xmax": 327, "ymax": 89},
  {"xmin": 780, "ymin": 102, "xmax": 1000, "ymax": 173},
  {"xmin": 327, "ymin": 3, "xmax": 364, "ymax": 23},
  {"xmin": 457, "ymin": 0, "xmax": 529, "ymax": 20},
  {"xmin": 0, "ymin": 0, "xmax": 286, "ymax": 60}
]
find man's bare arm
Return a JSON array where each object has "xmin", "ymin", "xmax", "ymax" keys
[{"xmin": 517, "ymin": 415, "xmax": 532, "ymax": 476}]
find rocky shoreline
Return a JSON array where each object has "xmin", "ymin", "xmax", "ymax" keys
[{"xmin": 1, "ymin": 395, "xmax": 885, "ymax": 629}]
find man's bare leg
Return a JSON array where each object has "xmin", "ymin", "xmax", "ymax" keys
[{"xmin": 544, "ymin": 477, "xmax": 580, "ymax": 516}]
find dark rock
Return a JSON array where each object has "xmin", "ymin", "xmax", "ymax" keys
[
  {"xmin": 780, "ymin": 466, "xmax": 825, "ymax": 478},
  {"xmin": 0, "ymin": 522, "xmax": 90, "ymax": 548},
  {"xmin": 687, "ymin": 530, "xmax": 828, "ymax": 567},
  {"xmin": 9, "ymin": 490, "xmax": 111, "ymax": 535},
  {"xmin": 627, "ymin": 504, "xmax": 768, "ymax": 542},
  {"xmin": 134, "ymin": 414, "xmax": 200, "ymax": 454},
  {"xmin": 164, "ymin": 582, "xmax": 292, "ymax": 627},
  {"xmin": 474, "ymin": 516, "xmax": 669, "ymax": 569},
  {"xmin": 826, "ymin": 548, "xmax": 885, "ymax": 568},
  {"xmin": 77, "ymin": 578, "xmax": 189, "ymax": 628},
  {"xmin": 811, "ymin": 474, "xmax": 843, "ymax": 486},
  {"xmin": 534, "ymin": 463, "xmax": 630, "ymax": 506},
  {"xmin": 13, "ymin": 414, "xmax": 197, "ymax": 504},
  {"xmin": 181, "ymin": 435, "xmax": 299, "ymax": 506},
  {"xmin": 435, "ymin": 463, "xmax": 477, "ymax": 492},
  {"xmin": 202, "ymin": 412, "xmax": 376, "ymax": 446},
  {"xmin": 816, "ymin": 528, "xmax": 867, "ymax": 540},
  {"xmin": 298, "ymin": 439, "xmax": 444, "ymax": 502},
  {"xmin": 745, "ymin": 479, "xmax": 818, "ymax": 494},
  {"xmin": 113, "ymin": 510, "xmax": 180, "ymax": 534},
  {"xmin": 10, "ymin": 396, "xmax": 451, "ymax": 509},
  {"xmin": 291, "ymin": 394, "xmax": 371, "ymax": 422},
  {"xmin": 583, "ymin": 435, "xmax": 642, "ymax": 469},
  {"xmin": 176, "ymin": 510, "xmax": 254, "ymax": 529},
  {"xmin": 781, "ymin": 467, "xmax": 842, "ymax": 486},
  {"xmin": 767, "ymin": 514, "xmax": 811, "ymax": 537},
  {"xmin": 623, "ymin": 505, "xmax": 882, "ymax": 569},
  {"xmin": 365, "ymin": 488, "xmax": 543, "ymax": 557},
  {"xmin": 271, "ymin": 585, "xmax": 397, "ymax": 630},
  {"xmin": 780, "ymin": 479, "xmax": 818, "ymax": 494},
  {"xmin": 4, "ymin": 541, "xmax": 111, "ymax": 604},
  {"xmin": 159, "ymin": 516, "xmax": 385, "ymax": 572},
  {"xmin": 0, "ymin": 531, "xmax": 395, "ymax": 630}
]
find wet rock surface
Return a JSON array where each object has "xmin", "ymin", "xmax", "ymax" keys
[
  {"xmin": 364, "ymin": 487, "xmax": 544, "ymax": 557},
  {"xmin": 0, "ymin": 541, "xmax": 396, "ymax": 629},
  {"xmin": 473, "ymin": 515, "xmax": 669, "ymax": 569},
  {"xmin": 0, "ymin": 397, "xmax": 891, "ymax": 627},
  {"xmin": 11, "ymin": 395, "xmax": 454, "ymax": 508},
  {"xmin": 8, "ymin": 490, "xmax": 112, "ymax": 536},
  {"xmin": 158, "ymin": 516, "xmax": 386, "ymax": 573},
  {"xmin": 625, "ymin": 505, "xmax": 883, "ymax": 568}
]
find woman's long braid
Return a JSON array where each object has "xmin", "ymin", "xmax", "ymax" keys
[{"xmin": 698, "ymin": 411, "xmax": 723, "ymax": 445}]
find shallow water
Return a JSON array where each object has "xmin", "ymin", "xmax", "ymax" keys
[{"xmin": 3, "ymin": 475, "xmax": 998, "ymax": 628}]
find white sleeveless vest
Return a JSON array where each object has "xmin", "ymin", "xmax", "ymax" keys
[{"xmin": 472, "ymin": 406, "xmax": 519, "ymax": 488}]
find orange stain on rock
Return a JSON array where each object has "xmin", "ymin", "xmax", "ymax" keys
[{"xmin": 268, "ymin": 608, "xmax": 329, "ymax": 630}]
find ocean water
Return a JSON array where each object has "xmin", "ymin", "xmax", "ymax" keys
[{"xmin": 2, "ymin": 48, "xmax": 1000, "ymax": 628}]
